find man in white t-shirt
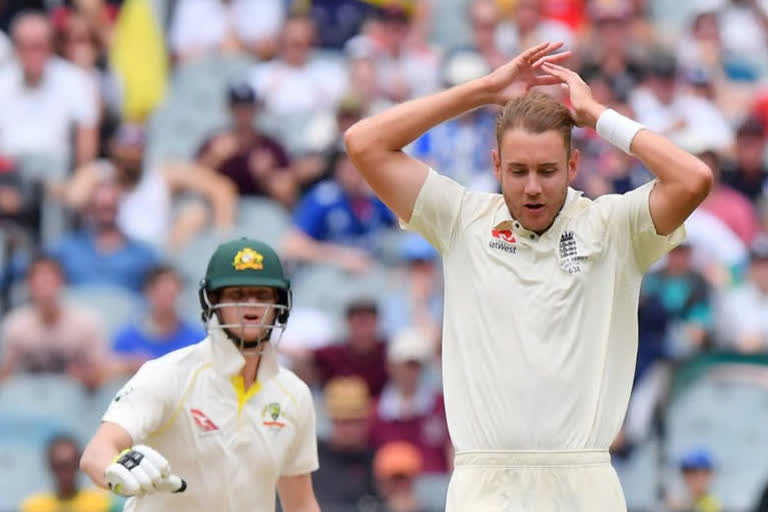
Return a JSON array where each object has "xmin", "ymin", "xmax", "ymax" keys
[
  {"xmin": 80, "ymin": 238, "xmax": 321, "ymax": 512},
  {"xmin": 0, "ymin": 12, "xmax": 98, "ymax": 168},
  {"xmin": 345, "ymin": 42, "xmax": 712, "ymax": 510}
]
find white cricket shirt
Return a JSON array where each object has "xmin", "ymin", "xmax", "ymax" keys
[
  {"xmin": 103, "ymin": 324, "xmax": 318, "ymax": 511},
  {"xmin": 404, "ymin": 170, "xmax": 684, "ymax": 452}
]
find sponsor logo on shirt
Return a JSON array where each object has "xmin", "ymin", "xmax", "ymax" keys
[
  {"xmin": 489, "ymin": 228, "xmax": 517, "ymax": 253},
  {"xmin": 191, "ymin": 408, "xmax": 219, "ymax": 432},
  {"xmin": 262, "ymin": 402, "xmax": 285, "ymax": 430}
]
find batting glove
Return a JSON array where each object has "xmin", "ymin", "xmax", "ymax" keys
[{"xmin": 105, "ymin": 445, "xmax": 187, "ymax": 497}]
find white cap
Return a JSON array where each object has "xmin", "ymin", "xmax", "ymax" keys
[{"xmin": 387, "ymin": 327, "xmax": 434, "ymax": 364}]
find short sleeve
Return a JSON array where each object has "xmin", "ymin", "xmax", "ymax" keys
[
  {"xmin": 400, "ymin": 169, "xmax": 465, "ymax": 254},
  {"xmin": 281, "ymin": 384, "xmax": 319, "ymax": 476},
  {"xmin": 102, "ymin": 360, "xmax": 172, "ymax": 443},
  {"xmin": 607, "ymin": 180, "xmax": 686, "ymax": 273}
]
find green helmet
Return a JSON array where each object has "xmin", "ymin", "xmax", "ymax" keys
[{"xmin": 198, "ymin": 238, "xmax": 291, "ymax": 327}]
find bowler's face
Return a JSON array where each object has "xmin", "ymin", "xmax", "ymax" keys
[{"xmin": 493, "ymin": 129, "xmax": 578, "ymax": 234}]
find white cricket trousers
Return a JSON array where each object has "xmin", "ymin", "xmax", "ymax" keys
[{"xmin": 446, "ymin": 450, "xmax": 628, "ymax": 512}]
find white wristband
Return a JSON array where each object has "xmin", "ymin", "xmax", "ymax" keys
[{"xmin": 595, "ymin": 108, "xmax": 645, "ymax": 155}]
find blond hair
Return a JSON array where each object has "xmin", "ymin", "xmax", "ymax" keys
[{"xmin": 495, "ymin": 92, "xmax": 575, "ymax": 153}]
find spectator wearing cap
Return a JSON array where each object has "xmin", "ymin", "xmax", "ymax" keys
[
  {"xmin": 344, "ymin": 5, "xmax": 440, "ymax": 103},
  {"xmin": 381, "ymin": 234, "xmax": 442, "ymax": 338},
  {"xmin": 716, "ymin": 234, "xmax": 768, "ymax": 353},
  {"xmin": 197, "ymin": 81, "xmax": 295, "ymax": 207},
  {"xmin": 249, "ymin": 14, "xmax": 347, "ymax": 154},
  {"xmin": 667, "ymin": 448, "xmax": 721, "ymax": 512},
  {"xmin": 280, "ymin": 149, "xmax": 395, "ymax": 273},
  {"xmin": 0, "ymin": 256, "xmax": 107, "ymax": 388},
  {"xmin": 371, "ymin": 441, "xmax": 428, "ymax": 512},
  {"xmin": 0, "ymin": 11, "xmax": 98, "ymax": 168},
  {"xmin": 60, "ymin": 123, "xmax": 237, "ymax": 248},
  {"xmin": 110, "ymin": 264, "xmax": 204, "ymax": 373},
  {"xmin": 407, "ymin": 49, "xmax": 498, "ymax": 192},
  {"xmin": 313, "ymin": 376, "xmax": 377, "ymax": 511},
  {"xmin": 169, "ymin": 0, "xmax": 286, "ymax": 62},
  {"xmin": 370, "ymin": 327, "xmax": 450, "ymax": 475},
  {"xmin": 305, "ymin": 299, "xmax": 389, "ymax": 397},
  {"xmin": 722, "ymin": 117, "xmax": 768, "ymax": 204}
]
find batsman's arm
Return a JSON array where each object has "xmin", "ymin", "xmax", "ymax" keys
[{"xmin": 80, "ymin": 421, "xmax": 133, "ymax": 488}]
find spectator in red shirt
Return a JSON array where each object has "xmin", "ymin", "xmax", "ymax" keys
[
  {"xmin": 309, "ymin": 298, "xmax": 389, "ymax": 397},
  {"xmin": 370, "ymin": 327, "xmax": 450, "ymax": 474}
]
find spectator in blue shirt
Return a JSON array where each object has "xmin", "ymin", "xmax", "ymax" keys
[
  {"xmin": 280, "ymin": 150, "xmax": 395, "ymax": 272},
  {"xmin": 112, "ymin": 265, "xmax": 203, "ymax": 372},
  {"xmin": 51, "ymin": 179, "xmax": 157, "ymax": 294}
]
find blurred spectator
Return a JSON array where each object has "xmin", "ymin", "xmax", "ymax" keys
[
  {"xmin": 0, "ymin": 155, "xmax": 33, "ymax": 228},
  {"xmin": 370, "ymin": 327, "xmax": 450, "ymax": 475},
  {"xmin": 50, "ymin": 179, "xmax": 158, "ymax": 293},
  {"xmin": 720, "ymin": 0, "xmax": 768, "ymax": 78},
  {"xmin": 313, "ymin": 376, "xmax": 377, "ymax": 511},
  {"xmin": 466, "ymin": 0, "xmax": 507, "ymax": 71},
  {"xmin": 676, "ymin": 3, "xmax": 722, "ymax": 75},
  {"xmin": 280, "ymin": 150, "xmax": 395, "ymax": 273},
  {"xmin": 0, "ymin": 27, "xmax": 11, "ymax": 67},
  {"xmin": 197, "ymin": 81, "xmax": 295, "ymax": 207},
  {"xmin": 642, "ymin": 242, "xmax": 714, "ymax": 359},
  {"xmin": 408, "ymin": 50, "xmax": 498, "ymax": 192},
  {"xmin": 722, "ymin": 117, "xmax": 768, "ymax": 203},
  {"xmin": 381, "ymin": 234, "xmax": 442, "ymax": 337},
  {"xmin": 667, "ymin": 448, "xmax": 721, "ymax": 512},
  {"xmin": 169, "ymin": 0, "xmax": 286, "ymax": 62},
  {"xmin": 495, "ymin": 0, "xmax": 573, "ymax": 56},
  {"xmin": 345, "ymin": 6, "xmax": 440, "ymax": 103},
  {"xmin": 683, "ymin": 207, "xmax": 748, "ymax": 288},
  {"xmin": 0, "ymin": 11, "xmax": 98, "ymax": 167},
  {"xmin": 20, "ymin": 434, "xmax": 116, "ymax": 512},
  {"xmin": 306, "ymin": 298, "xmax": 389, "ymax": 397},
  {"xmin": 59, "ymin": 123, "xmax": 237, "ymax": 248},
  {"xmin": 371, "ymin": 441, "xmax": 427, "ymax": 512},
  {"xmin": 111, "ymin": 265, "xmax": 203, "ymax": 373},
  {"xmin": 250, "ymin": 14, "xmax": 347, "ymax": 151},
  {"xmin": 308, "ymin": 0, "xmax": 375, "ymax": 50},
  {"xmin": 0, "ymin": 256, "xmax": 107, "ymax": 387},
  {"xmin": 577, "ymin": 1, "xmax": 645, "ymax": 91},
  {"xmin": 696, "ymin": 146, "xmax": 761, "ymax": 245},
  {"xmin": 629, "ymin": 52, "xmax": 733, "ymax": 151},
  {"xmin": 716, "ymin": 234, "xmax": 768, "ymax": 353}
]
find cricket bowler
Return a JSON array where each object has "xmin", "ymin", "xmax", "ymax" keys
[
  {"xmin": 80, "ymin": 238, "xmax": 321, "ymax": 512},
  {"xmin": 344, "ymin": 42, "xmax": 713, "ymax": 511}
]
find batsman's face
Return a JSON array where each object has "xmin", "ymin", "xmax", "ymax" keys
[
  {"xmin": 217, "ymin": 286, "xmax": 277, "ymax": 341},
  {"xmin": 493, "ymin": 128, "xmax": 578, "ymax": 234}
]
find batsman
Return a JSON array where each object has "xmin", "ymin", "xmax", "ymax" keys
[{"xmin": 81, "ymin": 238, "xmax": 320, "ymax": 512}]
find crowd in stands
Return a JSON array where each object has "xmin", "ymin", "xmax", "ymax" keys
[{"xmin": 1, "ymin": 0, "xmax": 768, "ymax": 511}]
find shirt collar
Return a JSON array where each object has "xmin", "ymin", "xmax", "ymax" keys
[
  {"xmin": 204, "ymin": 316, "xmax": 280, "ymax": 381},
  {"xmin": 492, "ymin": 187, "xmax": 583, "ymax": 241}
]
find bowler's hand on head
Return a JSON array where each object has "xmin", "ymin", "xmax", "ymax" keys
[
  {"xmin": 538, "ymin": 62, "xmax": 606, "ymax": 129},
  {"xmin": 483, "ymin": 42, "xmax": 571, "ymax": 105}
]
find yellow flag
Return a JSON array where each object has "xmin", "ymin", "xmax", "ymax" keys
[{"xmin": 109, "ymin": 0, "xmax": 168, "ymax": 122}]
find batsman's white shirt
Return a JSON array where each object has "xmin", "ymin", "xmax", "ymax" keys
[
  {"xmin": 103, "ymin": 327, "xmax": 318, "ymax": 511},
  {"xmin": 404, "ymin": 170, "xmax": 684, "ymax": 452}
]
